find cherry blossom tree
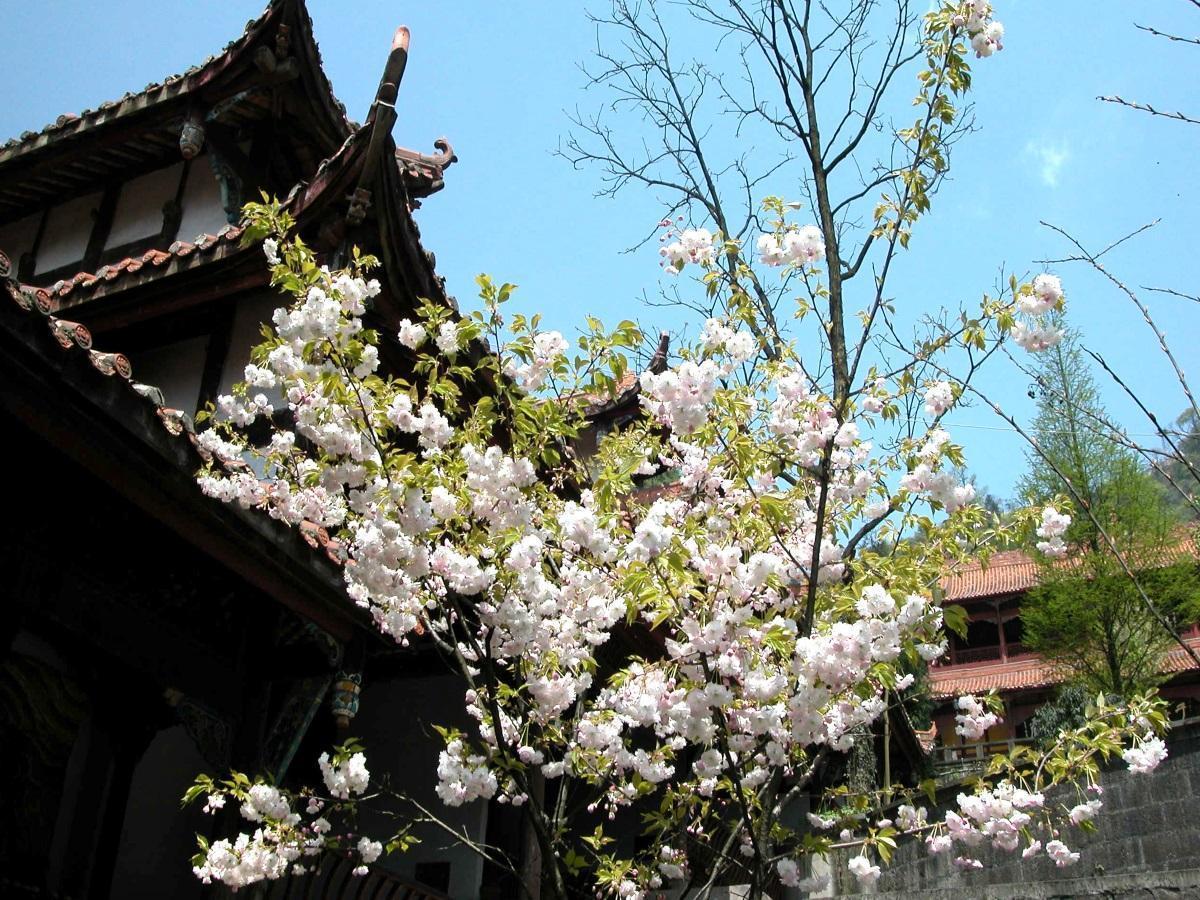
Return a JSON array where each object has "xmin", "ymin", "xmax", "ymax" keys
[{"xmin": 182, "ymin": 3, "xmax": 1171, "ymax": 897}]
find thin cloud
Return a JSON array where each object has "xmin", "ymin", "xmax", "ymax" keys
[{"xmin": 1024, "ymin": 140, "xmax": 1070, "ymax": 188}]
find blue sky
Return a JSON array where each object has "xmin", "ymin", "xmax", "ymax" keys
[{"xmin": 2, "ymin": 0, "xmax": 1197, "ymax": 499}]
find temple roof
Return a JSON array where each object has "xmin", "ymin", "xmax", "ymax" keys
[
  {"xmin": 0, "ymin": 2, "xmax": 345, "ymax": 167},
  {"xmin": 43, "ymin": 226, "xmax": 246, "ymax": 305},
  {"xmin": 940, "ymin": 535, "xmax": 1198, "ymax": 604},
  {"xmin": 0, "ymin": 0, "xmax": 453, "ymax": 224},
  {"xmin": 0, "ymin": 1, "xmax": 350, "ymax": 222},
  {"xmin": 928, "ymin": 634, "xmax": 1200, "ymax": 700},
  {"xmin": 940, "ymin": 549, "xmax": 1040, "ymax": 602},
  {"xmin": 0, "ymin": 249, "xmax": 359, "ymax": 639}
]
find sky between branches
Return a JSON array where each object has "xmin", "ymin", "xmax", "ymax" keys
[{"xmin": 1, "ymin": 0, "xmax": 1197, "ymax": 498}]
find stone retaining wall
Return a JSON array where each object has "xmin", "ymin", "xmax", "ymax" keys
[{"xmin": 827, "ymin": 720, "xmax": 1200, "ymax": 897}]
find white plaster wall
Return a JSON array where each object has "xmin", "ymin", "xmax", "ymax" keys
[
  {"xmin": 105, "ymin": 163, "xmax": 184, "ymax": 250},
  {"xmin": 35, "ymin": 191, "xmax": 103, "ymax": 275},
  {"xmin": 132, "ymin": 336, "xmax": 208, "ymax": 414},
  {"xmin": 218, "ymin": 292, "xmax": 285, "ymax": 406},
  {"xmin": 0, "ymin": 210, "xmax": 41, "ymax": 266},
  {"xmin": 176, "ymin": 154, "xmax": 228, "ymax": 241},
  {"xmin": 355, "ymin": 674, "xmax": 488, "ymax": 900}
]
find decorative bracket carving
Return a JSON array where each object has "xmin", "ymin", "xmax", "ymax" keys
[
  {"xmin": 346, "ymin": 187, "xmax": 372, "ymax": 226},
  {"xmin": 179, "ymin": 110, "xmax": 205, "ymax": 160}
]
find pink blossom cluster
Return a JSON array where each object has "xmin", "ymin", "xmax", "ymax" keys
[
  {"xmin": 437, "ymin": 737, "xmax": 500, "ymax": 806},
  {"xmin": 659, "ymin": 226, "xmax": 716, "ymax": 273},
  {"xmin": 776, "ymin": 858, "xmax": 829, "ymax": 892},
  {"xmin": 319, "ymin": 750, "xmax": 370, "ymax": 799},
  {"xmin": 192, "ymin": 829, "xmax": 305, "ymax": 888},
  {"xmin": 639, "ymin": 361, "xmax": 723, "ymax": 434},
  {"xmin": 1010, "ymin": 273, "xmax": 1065, "ymax": 353},
  {"xmin": 1010, "ymin": 321, "xmax": 1063, "ymax": 353},
  {"xmin": 1123, "ymin": 734, "xmax": 1168, "ymax": 774},
  {"xmin": 192, "ymin": 752, "xmax": 379, "ymax": 888},
  {"xmin": 699, "ymin": 317, "xmax": 757, "ymax": 367},
  {"xmin": 848, "ymin": 854, "xmax": 881, "ymax": 887},
  {"xmin": 900, "ymin": 462, "xmax": 976, "ymax": 513},
  {"xmin": 923, "ymin": 380, "xmax": 956, "ymax": 417},
  {"xmin": 1035, "ymin": 505, "xmax": 1071, "ymax": 557},
  {"xmin": 898, "ymin": 427, "xmax": 975, "ymax": 512},
  {"xmin": 396, "ymin": 317, "xmax": 427, "ymax": 349},
  {"xmin": 954, "ymin": 693, "xmax": 1000, "ymax": 740},
  {"xmin": 925, "ymin": 780, "xmax": 1045, "ymax": 864},
  {"xmin": 953, "ymin": 1, "xmax": 1004, "ymax": 58},
  {"xmin": 755, "ymin": 224, "xmax": 825, "ymax": 267},
  {"xmin": 508, "ymin": 330, "xmax": 569, "ymax": 390}
]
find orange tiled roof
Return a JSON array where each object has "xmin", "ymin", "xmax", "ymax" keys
[
  {"xmin": 929, "ymin": 655, "xmax": 1058, "ymax": 699},
  {"xmin": 940, "ymin": 549, "xmax": 1039, "ymax": 601},
  {"xmin": 928, "ymin": 634, "xmax": 1200, "ymax": 699},
  {"xmin": 39, "ymin": 226, "xmax": 245, "ymax": 303},
  {"xmin": 940, "ymin": 537, "xmax": 1198, "ymax": 603}
]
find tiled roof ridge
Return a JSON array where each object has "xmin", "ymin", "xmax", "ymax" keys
[
  {"xmin": 1, "ymin": 244, "xmax": 348, "ymax": 572},
  {"xmin": 940, "ymin": 533, "xmax": 1198, "ymax": 603},
  {"xmin": 5, "ymin": 250, "xmax": 133, "ymax": 381},
  {"xmin": 0, "ymin": 0, "xmax": 350, "ymax": 166},
  {"xmin": 927, "ymin": 633, "xmax": 1200, "ymax": 700},
  {"xmin": 27, "ymin": 129, "xmax": 447, "ymax": 306},
  {"xmin": 31, "ymin": 224, "xmax": 246, "ymax": 302}
]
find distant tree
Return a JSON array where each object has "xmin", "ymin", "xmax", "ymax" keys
[
  {"xmin": 1025, "ymin": 684, "xmax": 1091, "ymax": 747},
  {"xmin": 1017, "ymin": 318, "xmax": 1125, "ymax": 547},
  {"xmin": 1018, "ymin": 325, "xmax": 1200, "ymax": 696},
  {"xmin": 1024, "ymin": 558, "xmax": 1200, "ymax": 697},
  {"xmin": 1153, "ymin": 409, "xmax": 1200, "ymax": 520}
]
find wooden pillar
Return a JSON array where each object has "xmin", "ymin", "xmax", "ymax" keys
[
  {"xmin": 520, "ymin": 771, "xmax": 545, "ymax": 900},
  {"xmin": 232, "ymin": 602, "xmax": 280, "ymax": 773},
  {"xmin": 45, "ymin": 695, "xmax": 158, "ymax": 899},
  {"xmin": 46, "ymin": 712, "xmax": 114, "ymax": 896},
  {"xmin": 997, "ymin": 604, "xmax": 1007, "ymax": 661},
  {"xmin": 87, "ymin": 715, "xmax": 157, "ymax": 898}
]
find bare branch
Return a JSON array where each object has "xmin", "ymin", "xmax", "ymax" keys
[
  {"xmin": 1098, "ymin": 94, "xmax": 1200, "ymax": 125},
  {"xmin": 1135, "ymin": 22, "xmax": 1200, "ymax": 46},
  {"xmin": 1039, "ymin": 220, "xmax": 1200, "ymax": 426}
]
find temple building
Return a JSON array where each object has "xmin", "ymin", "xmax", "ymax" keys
[
  {"xmin": 925, "ymin": 546, "xmax": 1200, "ymax": 774},
  {"xmin": 0, "ymin": 1, "xmax": 480, "ymax": 897}
]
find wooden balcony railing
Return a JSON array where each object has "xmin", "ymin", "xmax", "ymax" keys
[
  {"xmin": 952, "ymin": 645, "xmax": 1003, "ymax": 665},
  {"xmin": 932, "ymin": 736, "xmax": 1033, "ymax": 772},
  {"xmin": 943, "ymin": 642, "xmax": 1033, "ymax": 666}
]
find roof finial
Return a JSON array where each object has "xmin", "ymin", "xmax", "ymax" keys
[{"xmin": 649, "ymin": 331, "xmax": 671, "ymax": 374}]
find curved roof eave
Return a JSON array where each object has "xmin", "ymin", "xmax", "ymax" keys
[{"xmin": 0, "ymin": 0, "xmax": 351, "ymax": 172}]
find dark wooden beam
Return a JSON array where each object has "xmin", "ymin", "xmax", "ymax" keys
[
  {"xmin": 196, "ymin": 301, "xmax": 237, "ymax": 415},
  {"xmin": 81, "ymin": 182, "xmax": 121, "ymax": 273}
]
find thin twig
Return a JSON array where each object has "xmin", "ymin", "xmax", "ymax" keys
[{"xmin": 1098, "ymin": 95, "xmax": 1200, "ymax": 125}]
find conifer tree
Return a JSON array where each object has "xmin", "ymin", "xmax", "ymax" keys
[{"xmin": 1019, "ymin": 323, "xmax": 1200, "ymax": 696}]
